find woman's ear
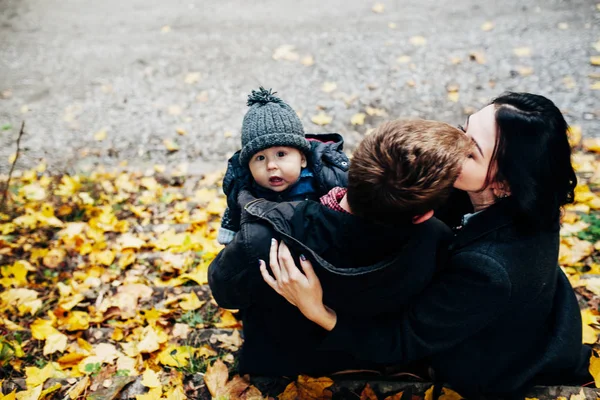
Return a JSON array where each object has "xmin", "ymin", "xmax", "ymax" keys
[
  {"xmin": 301, "ymin": 154, "xmax": 307, "ymax": 168},
  {"xmin": 491, "ymin": 180, "xmax": 511, "ymax": 199}
]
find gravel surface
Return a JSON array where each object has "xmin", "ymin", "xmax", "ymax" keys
[{"xmin": 0, "ymin": 0, "xmax": 598, "ymax": 174}]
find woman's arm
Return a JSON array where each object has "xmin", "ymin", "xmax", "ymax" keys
[{"xmin": 259, "ymin": 239, "xmax": 338, "ymax": 330}]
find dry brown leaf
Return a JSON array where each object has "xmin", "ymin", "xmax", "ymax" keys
[
  {"xmin": 279, "ymin": 375, "xmax": 334, "ymax": 400},
  {"xmin": 205, "ymin": 359, "xmax": 229, "ymax": 397},
  {"xmin": 360, "ymin": 383, "xmax": 378, "ymax": 400}
]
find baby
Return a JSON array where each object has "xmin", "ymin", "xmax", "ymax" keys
[{"xmin": 218, "ymin": 87, "xmax": 349, "ymax": 244}]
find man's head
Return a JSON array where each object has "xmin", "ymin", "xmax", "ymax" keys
[{"xmin": 347, "ymin": 119, "xmax": 472, "ymax": 224}]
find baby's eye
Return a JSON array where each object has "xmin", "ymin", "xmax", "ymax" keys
[
  {"xmin": 255, "ymin": 155, "xmax": 265, "ymax": 161},
  {"xmin": 277, "ymin": 151, "xmax": 286, "ymax": 157}
]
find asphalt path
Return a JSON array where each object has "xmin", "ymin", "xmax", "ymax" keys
[{"xmin": 0, "ymin": 0, "xmax": 598, "ymax": 174}]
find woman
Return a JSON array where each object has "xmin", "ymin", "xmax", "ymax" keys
[{"xmin": 260, "ymin": 92, "xmax": 593, "ymax": 398}]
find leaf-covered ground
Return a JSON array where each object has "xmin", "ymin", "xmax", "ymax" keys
[{"xmin": 3, "ymin": 131, "xmax": 600, "ymax": 399}]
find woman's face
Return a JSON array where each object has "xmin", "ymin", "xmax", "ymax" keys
[{"xmin": 454, "ymin": 104, "xmax": 499, "ymax": 192}]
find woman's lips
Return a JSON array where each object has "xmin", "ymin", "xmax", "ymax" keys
[{"xmin": 269, "ymin": 177, "xmax": 285, "ymax": 186}]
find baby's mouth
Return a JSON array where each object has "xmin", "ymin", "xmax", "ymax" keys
[{"xmin": 269, "ymin": 177, "xmax": 284, "ymax": 185}]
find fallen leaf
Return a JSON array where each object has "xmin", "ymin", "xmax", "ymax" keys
[
  {"xmin": 205, "ymin": 359, "xmax": 229, "ymax": 397},
  {"xmin": 372, "ymin": 3, "xmax": 385, "ymax": 13},
  {"xmin": 360, "ymin": 383, "xmax": 378, "ymax": 400},
  {"xmin": 439, "ymin": 387, "xmax": 465, "ymax": 399},
  {"xmin": 388, "ymin": 22, "xmax": 397, "ymax": 29},
  {"xmin": 591, "ymin": 56, "xmax": 600, "ymax": 66},
  {"xmin": 164, "ymin": 139, "xmax": 180, "ymax": 152},
  {"xmin": 409, "ymin": 36, "xmax": 427, "ymax": 46},
  {"xmin": 184, "ymin": 72, "xmax": 201, "ymax": 84},
  {"xmin": 301, "ymin": 55, "xmax": 315, "ymax": 66},
  {"xmin": 279, "ymin": 376, "xmax": 334, "ymax": 400},
  {"xmin": 141, "ymin": 369, "xmax": 161, "ymax": 388},
  {"xmin": 311, "ymin": 112, "xmax": 333, "ymax": 126},
  {"xmin": 273, "ymin": 45, "xmax": 300, "ymax": 61},
  {"xmin": 590, "ymin": 354, "xmax": 600, "ymax": 388},
  {"xmin": 321, "ymin": 82, "xmax": 337, "ymax": 93},
  {"xmin": 94, "ymin": 129, "xmax": 107, "ymax": 141},
  {"xmin": 351, "ymin": 113, "xmax": 366, "ymax": 126},
  {"xmin": 469, "ymin": 51, "xmax": 486, "ymax": 64},
  {"xmin": 558, "ymin": 22, "xmax": 569, "ymax": 30},
  {"xmin": 396, "ymin": 55, "xmax": 411, "ymax": 64},
  {"xmin": 514, "ymin": 47, "xmax": 532, "ymax": 57},
  {"xmin": 481, "ymin": 21, "xmax": 494, "ymax": 31},
  {"xmin": 568, "ymin": 125, "xmax": 582, "ymax": 147},
  {"xmin": 517, "ymin": 66, "xmax": 534, "ymax": 76}
]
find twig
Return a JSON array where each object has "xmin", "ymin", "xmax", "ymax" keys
[{"xmin": 1, "ymin": 121, "xmax": 25, "ymax": 211}]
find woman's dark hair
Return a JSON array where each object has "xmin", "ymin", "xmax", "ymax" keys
[{"xmin": 488, "ymin": 92, "xmax": 577, "ymax": 229}]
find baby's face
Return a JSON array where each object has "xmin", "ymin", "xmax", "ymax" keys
[{"xmin": 248, "ymin": 146, "xmax": 307, "ymax": 192}]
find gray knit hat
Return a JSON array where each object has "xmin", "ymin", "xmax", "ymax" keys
[{"xmin": 239, "ymin": 87, "xmax": 310, "ymax": 165}]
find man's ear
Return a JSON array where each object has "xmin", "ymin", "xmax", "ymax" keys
[
  {"xmin": 301, "ymin": 154, "xmax": 307, "ymax": 168},
  {"xmin": 412, "ymin": 210, "xmax": 434, "ymax": 224}
]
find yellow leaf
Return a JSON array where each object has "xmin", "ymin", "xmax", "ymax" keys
[
  {"xmin": 43, "ymin": 248, "xmax": 66, "ymax": 268},
  {"xmin": 365, "ymin": 107, "xmax": 386, "ymax": 117},
  {"xmin": 1, "ymin": 289, "xmax": 42, "ymax": 316},
  {"xmin": 64, "ymin": 311, "xmax": 90, "ymax": 331},
  {"xmin": 409, "ymin": 36, "xmax": 427, "ymax": 46},
  {"xmin": 137, "ymin": 326, "xmax": 166, "ymax": 354},
  {"xmin": 39, "ymin": 383, "xmax": 61, "ymax": 398},
  {"xmin": 57, "ymin": 352, "xmax": 86, "ymax": 369},
  {"xmin": 321, "ymin": 82, "xmax": 337, "ymax": 93},
  {"xmin": 31, "ymin": 319, "xmax": 57, "ymax": 340},
  {"xmin": 66, "ymin": 376, "xmax": 89, "ymax": 400},
  {"xmin": 583, "ymin": 138, "xmax": 600, "ymax": 153},
  {"xmin": 569, "ymin": 389, "xmax": 586, "ymax": 400},
  {"xmin": 558, "ymin": 22, "xmax": 569, "ymax": 30},
  {"xmin": 514, "ymin": 47, "xmax": 532, "ymax": 57},
  {"xmin": 14, "ymin": 385, "xmax": 42, "ymax": 400},
  {"xmin": 424, "ymin": 386, "xmax": 434, "ymax": 400},
  {"xmin": 372, "ymin": 3, "xmax": 385, "ymax": 13},
  {"xmin": 163, "ymin": 139, "xmax": 180, "ymax": 152},
  {"xmin": 568, "ymin": 125, "xmax": 582, "ymax": 147},
  {"xmin": 388, "ymin": 22, "xmax": 397, "ymax": 29},
  {"xmin": 590, "ymin": 354, "xmax": 600, "ymax": 388},
  {"xmin": 581, "ymin": 309, "xmax": 598, "ymax": 344},
  {"xmin": 591, "ymin": 82, "xmax": 600, "ymax": 91},
  {"xmin": 351, "ymin": 113, "xmax": 366, "ymax": 126},
  {"xmin": 135, "ymin": 387, "xmax": 162, "ymax": 400},
  {"xmin": 25, "ymin": 362, "xmax": 59, "ymax": 388},
  {"xmin": 157, "ymin": 345, "xmax": 192, "ymax": 367},
  {"xmin": 311, "ymin": 112, "xmax": 333, "ymax": 126},
  {"xmin": 480, "ymin": 21, "xmax": 494, "ymax": 31},
  {"xmin": 43, "ymin": 332, "xmax": 68, "ymax": 355},
  {"xmin": 448, "ymin": 92, "xmax": 460, "ymax": 103},
  {"xmin": 591, "ymin": 56, "xmax": 600, "ymax": 66},
  {"xmin": 279, "ymin": 375, "xmax": 334, "ymax": 400},
  {"xmin": 396, "ymin": 55, "xmax": 411, "ymax": 64},
  {"xmin": 141, "ymin": 369, "xmax": 161, "ymax": 388},
  {"xmin": 214, "ymin": 309, "xmax": 241, "ymax": 329},
  {"xmin": 0, "ymin": 390, "xmax": 16, "ymax": 400},
  {"xmin": 118, "ymin": 250, "xmax": 136, "ymax": 269},
  {"xmin": 93, "ymin": 129, "xmax": 107, "ymax": 141},
  {"xmin": 179, "ymin": 291, "xmax": 205, "ymax": 311}
]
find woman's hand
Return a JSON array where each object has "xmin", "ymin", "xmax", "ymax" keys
[{"xmin": 259, "ymin": 239, "xmax": 337, "ymax": 331}]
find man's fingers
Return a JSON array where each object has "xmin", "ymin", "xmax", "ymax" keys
[{"xmin": 269, "ymin": 238, "xmax": 282, "ymax": 281}]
